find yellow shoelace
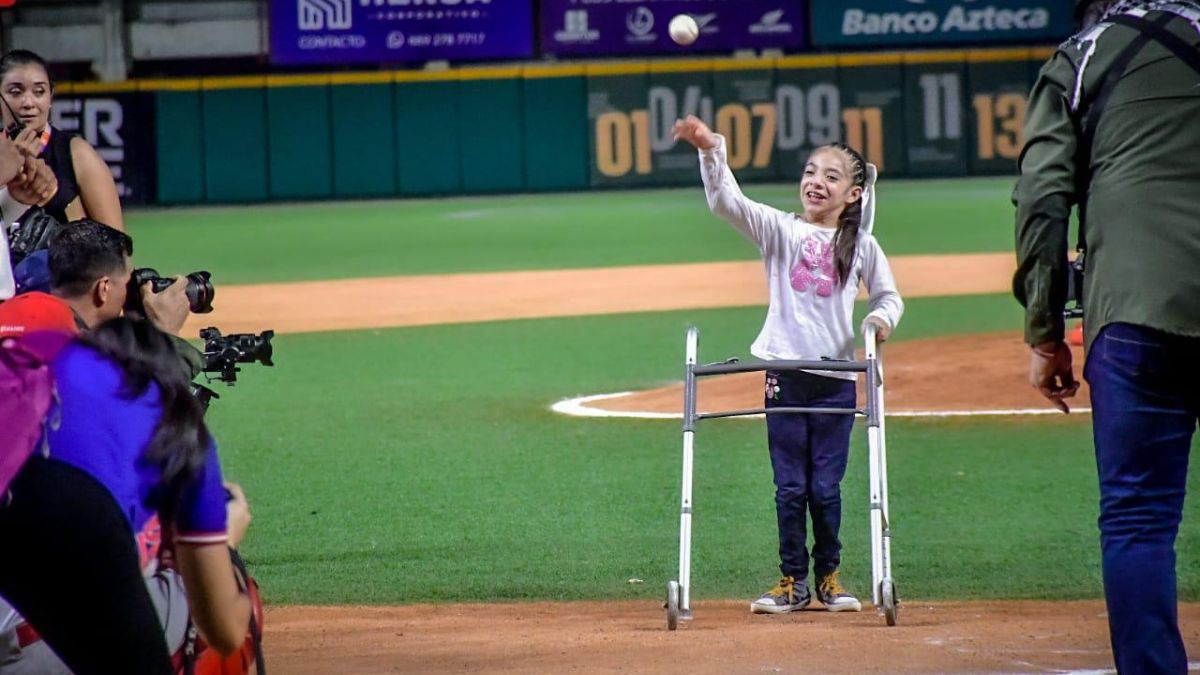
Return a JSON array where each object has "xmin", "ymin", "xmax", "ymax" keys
[
  {"xmin": 766, "ymin": 576, "xmax": 797, "ymax": 601},
  {"xmin": 820, "ymin": 571, "xmax": 846, "ymax": 597}
]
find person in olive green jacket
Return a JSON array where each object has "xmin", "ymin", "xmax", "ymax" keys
[{"xmin": 1013, "ymin": 1, "xmax": 1200, "ymax": 672}]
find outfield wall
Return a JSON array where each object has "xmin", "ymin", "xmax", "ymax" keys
[{"xmin": 57, "ymin": 47, "xmax": 1052, "ymax": 205}]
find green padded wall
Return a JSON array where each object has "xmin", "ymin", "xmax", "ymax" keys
[
  {"xmin": 522, "ymin": 76, "xmax": 588, "ymax": 191},
  {"xmin": 331, "ymin": 83, "xmax": 398, "ymax": 197},
  {"xmin": 267, "ymin": 85, "xmax": 333, "ymax": 199},
  {"xmin": 202, "ymin": 87, "xmax": 269, "ymax": 202},
  {"xmin": 155, "ymin": 90, "xmax": 205, "ymax": 204},
  {"xmin": 458, "ymin": 78, "xmax": 524, "ymax": 192},
  {"xmin": 395, "ymin": 80, "xmax": 461, "ymax": 195}
]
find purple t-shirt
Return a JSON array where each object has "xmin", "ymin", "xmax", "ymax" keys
[{"xmin": 46, "ymin": 342, "xmax": 227, "ymax": 551}]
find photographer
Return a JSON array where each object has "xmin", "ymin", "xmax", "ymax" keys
[
  {"xmin": 0, "ymin": 50, "xmax": 122, "ymax": 230},
  {"xmin": 0, "ymin": 318, "xmax": 252, "ymax": 674},
  {"xmin": 0, "ymin": 221, "xmax": 264, "ymax": 674},
  {"xmin": 1013, "ymin": 1, "xmax": 1200, "ymax": 671},
  {"xmin": 0, "ymin": 219, "xmax": 201, "ymax": 375}
]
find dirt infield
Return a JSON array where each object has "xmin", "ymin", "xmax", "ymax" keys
[
  {"xmin": 181, "ymin": 252, "xmax": 1014, "ymax": 335},
  {"xmin": 263, "ymin": 600, "xmax": 1200, "ymax": 674},
  {"xmin": 576, "ymin": 331, "xmax": 1090, "ymax": 417}
]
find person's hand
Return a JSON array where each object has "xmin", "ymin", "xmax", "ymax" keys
[
  {"xmin": 672, "ymin": 114, "xmax": 718, "ymax": 150},
  {"xmin": 7, "ymin": 156, "xmax": 57, "ymax": 206},
  {"xmin": 862, "ymin": 316, "xmax": 892, "ymax": 342},
  {"xmin": 141, "ymin": 276, "xmax": 190, "ymax": 335},
  {"xmin": 12, "ymin": 127, "xmax": 40, "ymax": 158},
  {"xmin": 0, "ymin": 134, "xmax": 23, "ymax": 185},
  {"xmin": 224, "ymin": 482, "xmax": 252, "ymax": 549},
  {"xmin": 1029, "ymin": 340, "xmax": 1079, "ymax": 413}
]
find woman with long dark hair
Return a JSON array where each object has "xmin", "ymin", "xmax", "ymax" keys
[
  {"xmin": 0, "ymin": 318, "xmax": 251, "ymax": 674},
  {"xmin": 0, "ymin": 49, "xmax": 123, "ymax": 230}
]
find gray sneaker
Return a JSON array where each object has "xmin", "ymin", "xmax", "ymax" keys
[
  {"xmin": 814, "ymin": 570, "xmax": 862, "ymax": 612},
  {"xmin": 750, "ymin": 576, "xmax": 811, "ymax": 614}
]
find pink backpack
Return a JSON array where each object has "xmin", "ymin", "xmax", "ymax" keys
[{"xmin": 0, "ymin": 331, "xmax": 71, "ymax": 495}]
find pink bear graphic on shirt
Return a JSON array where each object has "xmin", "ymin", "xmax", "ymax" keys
[{"xmin": 791, "ymin": 235, "xmax": 835, "ymax": 297}]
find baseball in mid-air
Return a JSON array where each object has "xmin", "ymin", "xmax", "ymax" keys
[{"xmin": 668, "ymin": 15, "xmax": 699, "ymax": 46}]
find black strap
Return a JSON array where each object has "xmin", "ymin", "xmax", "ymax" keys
[
  {"xmin": 1073, "ymin": 11, "xmax": 1176, "ymax": 252},
  {"xmin": 180, "ymin": 549, "xmax": 266, "ymax": 675},
  {"xmin": 1108, "ymin": 13, "xmax": 1200, "ymax": 77},
  {"xmin": 229, "ymin": 548, "xmax": 267, "ymax": 675}
]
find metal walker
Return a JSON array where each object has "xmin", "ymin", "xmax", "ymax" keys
[{"xmin": 666, "ymin": 325, "xmax": 897, "ymax": 629}]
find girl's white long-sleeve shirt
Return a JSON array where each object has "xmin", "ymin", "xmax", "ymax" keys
[{"xmin": 698, "ymin": 135, "xmax": 904, "ymax": 380}]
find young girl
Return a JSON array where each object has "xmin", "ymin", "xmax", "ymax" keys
[{"xmin": 673, "ymin": 115, "xmax": 904, "ymax": 613}]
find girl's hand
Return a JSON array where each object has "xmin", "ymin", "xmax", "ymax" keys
[
  {"xmin": 862, "ymin": 316, "xmax": 892, "ymax": 342},
  {"xmin": 672, "ymin": 115, "xmax": 717, "ymax": 150}
]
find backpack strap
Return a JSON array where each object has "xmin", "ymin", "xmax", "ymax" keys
[
  {"xmin": 229, "ymin": 549, "xmax": 266, "ymax": 675},
  {"xmin": 1108, "ymin": 13, "xmax": 1200, "ymax": 75},
  {"xmin": 1072, "ymin": 11, "xmax": 1176, "ymax": 253}
]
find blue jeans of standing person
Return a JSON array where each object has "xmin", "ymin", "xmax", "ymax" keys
[
  {"xmin": 765, "ymin": 369, "xmax": 857, "ymax": 581},
  {"xmin": 1085, "ymin": 322, "xmax": 1199, "ymax": 675}
]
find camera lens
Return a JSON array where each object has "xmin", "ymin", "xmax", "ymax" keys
[{"xmin": 184, "ymin": 271, "xmax": 214, "ymax": 314}]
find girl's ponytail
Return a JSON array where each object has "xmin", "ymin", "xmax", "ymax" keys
[{"xmin": 825, "ymin": 142, "xmax": 867, "ymax": 285}]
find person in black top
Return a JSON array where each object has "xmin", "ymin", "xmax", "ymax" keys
[{"xmin": 0, "ymin": 50, "xmax": 123, "ymax": 230}]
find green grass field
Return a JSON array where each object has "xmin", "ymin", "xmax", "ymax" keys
[
  {"xmin": 131, "ymin": 178, "xmax": 1199, "ymax": 605},
  {"xmin": 126, "ymin": 177, "xmax": 1018, "ymax": 284}
]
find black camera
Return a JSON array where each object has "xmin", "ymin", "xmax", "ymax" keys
[
  {"xmin": 1064, "ymin": 253, "xmax": 1085, "ymax": 319},
  {"xmin": 191, "ymin": 327, "xmax": 275, "ymax": 411},
  {"xmin": 125, "ymin": 267, "xmax": 215, "ymax": 316},
  {"xmin": 200, "ymin": 326, "xmax": 274, "ymax": 382}
]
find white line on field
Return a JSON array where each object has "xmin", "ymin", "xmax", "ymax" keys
[
  {"xmin": 551, "ymin": 392, "xmax": 1092, "ymax": 419},
  {"xmin": 979, "ymin": 660, "xmax": 1200, "ymax": 675}
]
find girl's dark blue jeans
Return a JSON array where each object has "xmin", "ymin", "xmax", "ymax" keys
[
  {"xmin": 1085, "ymin": 322, "xmax": 1199, "ymax": 675},
  {"xmin": 764, "ymin": 369, "xmax": 857, "ymax": 581}
]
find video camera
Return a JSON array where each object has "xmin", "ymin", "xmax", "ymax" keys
[
  {"xmin": 125, "ymin": 268, "xmax": 215, "ymax": 316},
  {"xmin": 191, "ymin": 326, "xmax": 275, "ymax": 411}
]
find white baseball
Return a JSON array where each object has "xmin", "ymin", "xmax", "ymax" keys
[{"xmin": 668, "ymin": 15, "xmax": 699, "ymax": 46}]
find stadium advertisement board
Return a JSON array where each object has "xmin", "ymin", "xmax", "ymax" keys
[
  {"xmin": 541, "ymin": 0, "xmax": 805, "ymax": 56},
  {"xmin": 809, "ymin": 0, "xmax": 1073, "ymax": 47},
  {"xmin": 586, "ymin": 53, "xmax": 1038, "ymax": 186},
  {"xmin": 270, "ymin": 0, "xmax": 534, "ymax": 65},
  {"xmin": 55, "ymin": 93, "xmax": 156, "ymax": 206}
]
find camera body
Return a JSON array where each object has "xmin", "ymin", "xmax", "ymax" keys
[
  {"xmin": 1064, "ymin": 253, "xmax": 1085, "ymax": 320},
  {"xmin": 124, "ymin": 268, "xmax": 215, "ymax": 316},
  {"xmin": 191, "ymin": 327, "xmax": 275, "ymax": 411},
  {"xmin": 200, "ymin": 326, "xmax": 274, "ymax": 382}
]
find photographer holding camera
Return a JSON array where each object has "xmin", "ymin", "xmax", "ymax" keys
[
  {"xmin": 0, "ymin": 318, "xmax": 253, "ymax": 675},
  {"xmin": 0, "ymin": 221, "xmax": 267, "ymax": 673},
  {"xmin": 0, "ymin": 220, "xmax": 202, "ymax": 371},
  {"xmin": 1013, "ymin": 1, "xmax": 1200, "ymax": 672}
]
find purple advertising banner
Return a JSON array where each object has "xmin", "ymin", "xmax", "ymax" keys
[
  {"xmin": 540, "ymin": 0, "xmax": 805, "ymax": 56},
  {"xmin": 271, "ymin": 0, "xmax": 533, "ymax": 66}
]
